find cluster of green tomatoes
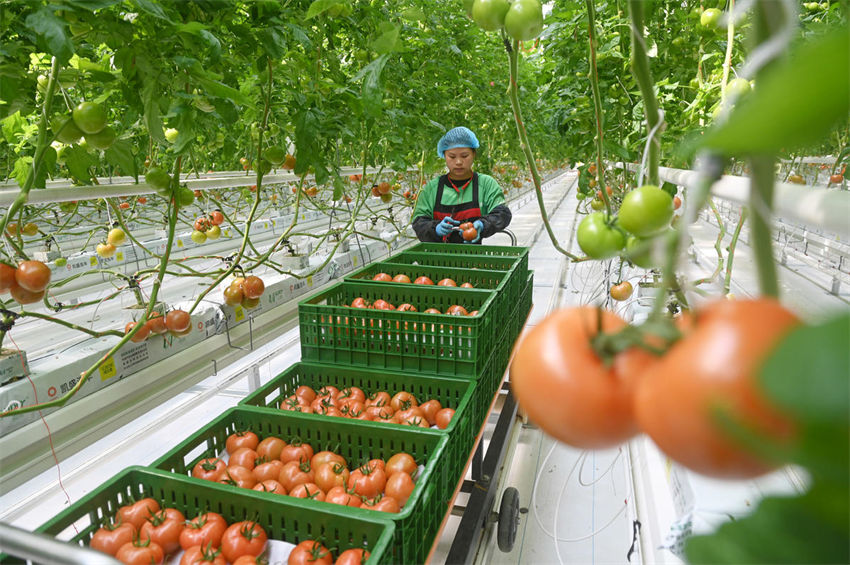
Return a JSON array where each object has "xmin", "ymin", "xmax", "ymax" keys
[{"xmin": 464, "ymin": 0, "xmax": 545, "ymax": 41}]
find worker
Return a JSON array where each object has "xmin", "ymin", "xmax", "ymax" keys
[{"xmin": 412, "ymin": 126, "xmax": 512, "ymax": 244}]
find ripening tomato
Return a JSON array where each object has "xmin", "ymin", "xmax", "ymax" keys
[
  {"xmin": 610, "ymin": 281, "xmax": 633, "ymax": 301},
  {"xmin": 165, "ymin": 310, "xmax": 191, "ymax": 333},
  {"xmin": 180, "ymin": 513, "xmax": 227, "ymax": 551},
  {"xmin": 220, "ymin": 521, "xmax": 268, "ymax": 564},
  {"xmin": 335, "ymin": 548, "xmax": 371, "ymax": 565},
  {"xmin": 462, "ymin": 227, "xmax": 478, "ymax": 241},
  {"xmin": 140, "ymin": 508, "xmax": 185, "ymax": 555},
  {"xmin": 390, "ymin": 391, "xmax": 418, "ymax": 412},
  {"xmin": 0, "ymin": 264, "xmax": 16, "ymax": 291},
  {"xmin": 125, "ymin": 321, "xmax": 150, "ymax": 343},
  {"xmin": 288, "ymin": 540, "xmax": 333, "ymax": 565},
  {"xmin": 634, "ymin": 298, "xmax": 799, "ymax": 478},
  {"xmin": 396, "ymin": 303, "xmax": 417, "ymax": 312},
  {"xmin": 392, "ymin": 273, "xmax": 411, "ymax": 283},
  {"xmin": 116, "ymin": 498, "xmax": 160, "ymax": 531},
  {"xmin": 209, "ymin": 210, "xmax": 225, "ymax": 225},
  {"xmin": 15, "ymin": 260, "xmax": 51, "ymax": 292},
  {"xmin": 314, "ymin": 462, "xmax": 350, "ymax": 492},
  {"xmin": 9, "ymin": 285, "xmax": 44, "ymax": 304},
  {"xmin": 830, "ymin": 173, "xmax": 844, "ymax": 184},
  {"xmin": 350, "ymin": 297, "xmax": 370, "ymax": 308},
  {"xmin": 460, "ymin": 282, "xmax": 474, "ymax": 288},
  {"xmin": 115, "ymin": 538, "xmax": 164, "ymax": 565},
  {"xmin": 223, "ymin": 284, "xmax": 244, "ymax": 306},
  {"xmin": 413, "ymin": 276, "xmax": 434, "ymax": 285},
  {"xmin": 256, "ymin": 436, "xmax": 287, "ymax": 461},
  {"xmin": 511, "ymin": 307, "xmax": 648, "ymax": 449},
  {"xmin": 385, "ymin": 452, "xmax": 418, "ymax": 477},
  {"xmin": 242, "ymin": 276, "xmax": 264, "ymax": 299},
  {"xmin": 418, "ymin": 399, "xmax": 442, "ymax": 426},
  {"xmin": 90, "ymin": 521, "xmax": 136, "ymax": 556},
  {"xmin": 437, "ymin": 278, "xmax": 457, "ymax": 287},
  {"xmin": 372, "ymin": 299, "xmax": 395, "ymax": 310},
  {"xmin": 145, "ymin": 312, "xmax": 168, "ymax": 335},
  {"xmin": 372, "ymin": 272, "xmax": 392, "ymax": 282}
]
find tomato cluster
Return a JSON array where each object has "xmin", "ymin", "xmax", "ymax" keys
[
  {"xmin": 288, "ymin": 541, "xmax": 369, "ymax": 565},
  {"xmin": 511, "ymin": 299, "xmax": 801, "ymax": 479},
  {"xmin": 349, "ymin": 297, "xmax": 475, "ymax": 317},
  {"xmin": 222, "ymin": 276, "xmax": 265, "ymax": 310},
  {"xmin": 125, "ymin": 309, "xmax": 192, "ymax": 342},
  {"xmin": 0, "ymin": 260, "xmax": 51, "ymax": 305},
  {"xmin": 192, "ymin": 431, "xmax": 421, "ymax": 513},
  {"xmin": 276, "ymin": 384, "xmax": 456, "ymax": 429},
  {"xmin": 90, "ymin": 498, "xmax": 268, "ymax": 565}
]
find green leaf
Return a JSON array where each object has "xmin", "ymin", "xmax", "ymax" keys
[
  {"xmin": 257, "ymin": 27, "xmax": 287, "ymax": 59},
  {"xmin": 132, "ymin": 0, "xmax": 169, "ymax": 20},
  {"xmin": 105, "ymin": 141, "xmax": 137, "ymax": 181},
  {"xmin": 305, "ymin": 0, "xmax": 340, "ymax": 20},
  {"xmin": 699, "ymin": 26, "xmax": 849, "ymax": 155},
  {"xmin": 25, "ymin": 7, "xmax": 74, "ymax": 64},
  {"xmin": 11, "ymin": 156, "xmax": 33, "ymax": 190},
  {"xmin": 193, "ymin": 76, "xmax": 252, "ymax": 107},
  {"xmin": 761, "ymin": 314, "xmax": 849, "ymax": 426},
  {"xmin": 141, "ymin": 79, "xmax": 166, "ymax": 143},
  {"xmin": 64, "ymin": 0, "xmax": 123, "ymax": 9},
  {"xmin": 41, "ymin": 146, "xmax": 57, "ymax": 179},
  {"xmin": 1, "ymin": 111, "xmax": 25, "ymax": 144},
  {"xmin": 371, "ymin": 22, "xmax": 401, "ymax": 55},
  {"xmin": 362, "ymin": 55, "xmax": 388, "ymax": 119},
  {"xmin": 64, "ymin": 144, "xmax": 96, "ymax": 184},
  {"xmin": 332, "ymin": 176, "xmax": 344, "ymax": 201}
]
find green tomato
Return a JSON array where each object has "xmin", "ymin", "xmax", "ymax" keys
[
  {"xmin": 164, "ymin": 128, "xmax": 179, "ymax": 143},
  {"xmin": 625, "ymin": 235, "xmax": 654, "ymax": 268},
  {"xmin": 472, "ymin": 0, "xmax": 511, "ymax": 31},
  {"xmin": 72, "ymin": 102, "xmax": 107, "ymax": 134},
  {"xmin": 724, "ymin": 77, "xmax": 751, "ymax": 99},
  {"xmin": 618, "ymin": 185, "xmax": 673, "ymax": 237},
  {"xmin": 190, "ymin": 230, "xmax": 207, "ymax": 244},
  {"xmin": 206, "ymin": 225, "xmax": 221, "ymax": 240},
  {"xmin": 504, "ymin": 0, "xmax": 544, "ymax": 41},
  {"xmin": 265, "ymin": 146, "xmax": 286, "ymax": 166},
  {"xmin": 53, "ymin": 116, "xmax": 83, "ymax": 144},
  {"xmin": 254, "ymin": 158, "xmax": 272, "ymax": 175},
  {"xmin": 590, "ymin": 198, "xmax": 605, "ymax": 211},
  {"xmin": 145, "ymin": 167, "xmax": 172, "ymax": 191},
  {"xmin": 177, "ymin": 187, "xmax": 195, "ymax": 207},
  {"xmin": 700, "ymin": 8, "xmax": 722, "ymax": 28},
  {"xmin": 85, "ymin": 126, "xmax": 116, "ymax": 150},
  {"xmin": 55, "ymin": 257, "xmax": 67, "ymax": 267},
  {"xmin": 576, "ymin": 212, "xmax": 625, "ymax": 259}
]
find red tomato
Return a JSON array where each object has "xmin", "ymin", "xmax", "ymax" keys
[
  {"xmin": 460, "ymin": 282, "xmax": 474, "ymax": 288},
  {"xmin": 125, "ymin": 321, "xmax": 150, "ymax": 343},
  {"xmin": 372, "ymin": 299, "xmax": 395, "ymax": 310},
  {"xmin": 280, "ymin": 441, "xmax": 313, "ymax": 464},
  {"xmin": 226, "ymin": 431, "xmax": 259, "ymax": 454},
  {"xmin": 366, "ymin": 495, "xmax": 400, "ymax": 513},
  {"xmin": 385, "ymin": 472, "xmax": 415, "ymax": 506},
  {"xmin": 371, "ymin": 272, "xmax": 392, "ymax": 282},
  {"xmin": 209, "ymin": 210, "xmax": 225, "ymax": 225},
  {"xmin": 115, "ymin": 539, "xmax": 164, "ymax": 565},
  {"xmin": 634, "ymin": 299, "xmax": 799, "ymax": 478},
  {"xmin": 219, "ymin": 465, "xmax": 257, "ymax": 489},
  {"xmin": 511, "ymin": 307, "xmax": 646, "ymax": 449},
  {"xmin": 314, "ymin": 462, "xmax": 350, "ymax": 493},
  {"xmin": 396, "ymin": 303, "xmax": 417, "ymax": 312},
  {"xmin": 348, "ymin": 462, "xmax": 387, "ymax": 498},
  {"xmin": 365, "ymin": 405, "xmax": 394, "ymax": 421},
  {"xmin": 335, "ymin": 548, "xmax": 370, "ymax": 565},
  {"xmin": 446, "ymin": 305, "xmax": 468, "ymax": 316},
  {"xmin": 390, "ymin": 391, "xmax": 418, "ymax": 412},
  {"xmin": 435, "ymin": 407, "xmax": 455, "ymax": 429},
  {"xmin": 830, "ymin": 173, "xmax": 844, "ymax": 184},
  {"xmin": 180, "ymin": 544, "xmax": 226, "ymax": 565},
  {"xmin": 228, "ymin": 447, "xmax": 259, "ymax": 470},
  {"xmin": 232, "ymin": 555, "xmax": 264, "ymax": 565},
  {"xmin": 15, "ymin": 260, "xmax": 51, "ymax": 292},
  {"xmin": 413, "ymin": 276, "xmax": 434, "ymax": 285},
  {"xmin": 311, "ymin": 450, "xmax": 347, "ymax": 469},
  {"xmin": 119, "ymin": 201, "xmax": 131, "ymax": 209},
  {"xmin": 256, "ymin": 436, "xmax": 287, "ymax": 461},
  {"xmin": 294, "ymin": 385, "xmax": 317, "ymax": 404},
  {"xmin": 288, "ymin": 540, "xmax": 332, "ymax": 565},
  {"xmin": 220, "ymin": 521, "xmax": 268, "ymax": 564},
  {"xmin": 462, "ymin": 227, "xmax": 478, "ymax": 241},
  {"xmin": 366, "ymin": 391, "xmax": 391, "ymax": 408},
  {"xmin": 437, "ymin": 278, "xmax": 457, "ymax": 287},
  {"xmin": 242, "ymin": 276, "xmax": 265, "ymax": 299},
  {"xmin": 0, "ymin": 263, "xmax": 16, "ymax": 291},
  {"xmin": 337, "ymin": 386, "xmax": 366, "ymax": 403},
  {"xmin": 392, "ymin": 273, "xmax": 411, "ymax": 283},
  {"xmin": 194, "ymin": 217, "xmax": 210, "ymax": 232},
  {"xmin": 192, "ymin": 458, "xmax": 226, "ymax": 481},
  {"xmin": 145, "ymin": 312, "xmax": 168, "ymax": 335},
  {"xmin": 279, "ymin": 460, "xmax": 314, "ymax": 491},
  {"xmin": 385, "ymin": 452, "xmax": 417, "ymax": 477},
  {"xmin": 90, "ymin": 521, "xmax": 135, "ymax": 556},
  {"xmin": 350, "ymin": 297, "xmax": 370, "ymax": 308},
  {"xmin": 324, "ymin": 486, "xmax": 362, "ymax": 508},
  {"xmin": 289, "ymin": 482, "xmax": 326, "ymax": 501},
  {"xmin": 180, "ymin": 513, "xmax": 227, "ymax": 551},
  {"xmin": 140, "ymin": 508, "xmax": 185, "ymax": 554},
  {"xmin": 116, "ymin": 498, "xmax": 160, "ymax": 531},
  {"xmin": 253, "ymin": 479, "xmax": 287, "ymax": 495},
  {"xmin": 9, "ymin": 285, "xmax": 44, "ymax": 304},
  {"xmin": 253, "ymin": 459, "xmax": 284, "ymax": 482}
]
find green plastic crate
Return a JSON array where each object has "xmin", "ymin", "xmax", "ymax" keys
[
  {"xmin": 512, "ymin": 272, "xmax": 534, "ymax": 341},
  {"xmin": 31, "ymin": 466, "xmax": 394, "ymax": 564},
  {"xmin": 403, "ymin": 243, "xmax": 529, "ymax": 277},
  {"xmin": 298, "ymin": 281, "xmax": 499, "ymax": 377},
  {"xmin": 239, "ymin": 361, "xmax": 478, "ymax": 494},
  {"xmin": 387, "ymin": 251, "xmax": 517, "ymax": 272},
  {"xmin": 151, "ymin": 406, "xmax": 448, "ymax": 565}
]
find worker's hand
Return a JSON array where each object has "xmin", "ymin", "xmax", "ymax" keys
[
  {"xmin": 435, "ymin": 216, "xmax": 460, "ymax": 237},
  {"xmin": 470, "ymin": 220, "xmax": 484, "ymax": 243}
]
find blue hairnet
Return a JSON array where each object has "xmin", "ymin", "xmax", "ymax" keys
[{"xmin": 437, "ymin": 127, "xmax": 480, "ymax": 158}]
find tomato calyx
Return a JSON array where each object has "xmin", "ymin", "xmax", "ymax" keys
[
  {"xmin": 239, "ymin": 521, "xmax": 264, "ymax": 542},
  {"xmin": 590, "ymin": 315, "xmax": 681, "ymax": 363},
  {"xmin": 198, "ymin": 541, "xmax": 222, "ymax": 561},
  {"xmin": 200, "ymin": 458, "xmax": 224, "ymax": 471}
]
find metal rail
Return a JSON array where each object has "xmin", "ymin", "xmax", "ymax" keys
[
  {"xmin": 0, "ymin": 521, "xmax": 121, "ymax": 565},
  {"xmin": 614, "ymin": 162, "xmax": 850, "ymax": 237}
]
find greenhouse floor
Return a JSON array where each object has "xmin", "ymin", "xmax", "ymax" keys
[{"xmin": 2, "ymin": 170, "xmax": 847, "ymax": 564}]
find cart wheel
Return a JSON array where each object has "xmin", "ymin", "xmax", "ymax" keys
[{"xmin": 497, "ymin": 487, "xmax": 520, "ymax": 552}]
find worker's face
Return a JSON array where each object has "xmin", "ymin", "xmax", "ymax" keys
[{"xmin": 445, "ymin": 148, "xmax": 475, "ymax": 179}]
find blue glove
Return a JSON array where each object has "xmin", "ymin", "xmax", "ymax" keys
[
  {"xmin": 435, "ymin": 216, "xmax": 460, "ymax": 237},
  {"xmin": 469, "ymin": 220, "xmax": 484, "ymax": 243}
]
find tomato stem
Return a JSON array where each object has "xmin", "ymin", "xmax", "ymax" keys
[
  {"xmin": 584, "ymin": 0, "xmax": 612, "ymax": 216},
  {"xmin": 627, "ymin": 0, "xmax": 662, "ymax": 187},
  {"xmin": 724, "ymin": 207, "xmax": 748, "ymax": 294}
]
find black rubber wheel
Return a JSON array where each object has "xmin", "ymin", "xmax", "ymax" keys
[{"xmin": 497, "ymin": 486, "xmax": 520, "ymax": 552}]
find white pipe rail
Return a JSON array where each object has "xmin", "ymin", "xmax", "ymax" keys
[
  {"xmin": 0, "ymin": 167, "xmax": 413, "ymax": 206},
  {"xmin": 615, "ymin": 162, "xmax": 850, "ymax": 238}
]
